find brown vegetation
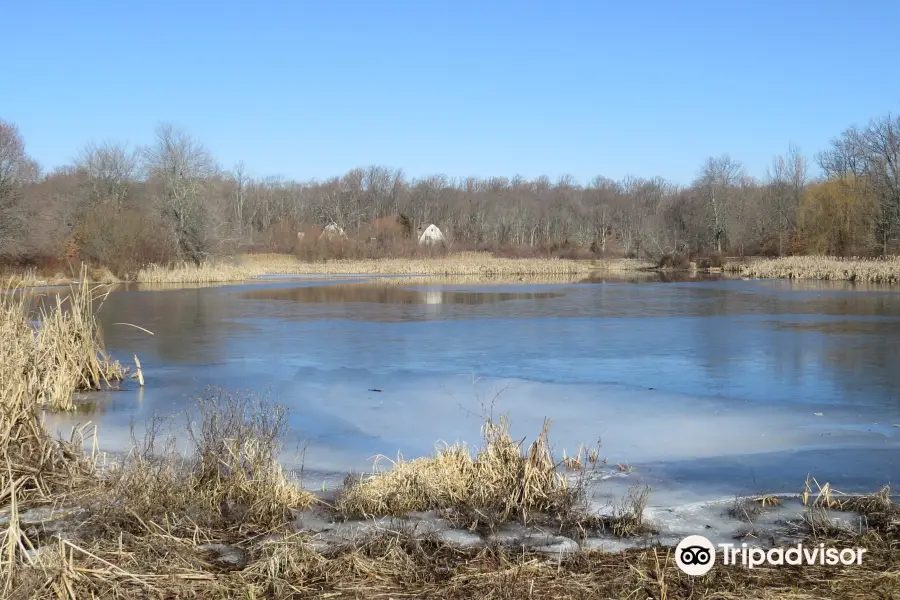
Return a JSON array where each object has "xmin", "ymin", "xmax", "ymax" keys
[
  {"xmin": 2, "ymin": 111, "xmax": 900, "ymax": 282},
  {"xmin": 336, "ymin": 417, "xmax": 579, "ymax": 531},
  {"xmin": 743, "ymin": 255, "xmax": 900, "ymax": 283},
  {"xmin": 133, "ymin": 252, "xmax": 599, "ymax": 283},
  {"xmin": 3, "ymin": 396, "xmax": 899, "ymax": 600},
  {"xmin": 2, "ymin": 369, "xmax": 898, "ymax": 598},
  {"xmin": 85, "ymin": 387, "xmax": 316, "ymax": 539},
  {"xmin": 0, "ymin": 269, "xmax": 126, "ymax": 411}
]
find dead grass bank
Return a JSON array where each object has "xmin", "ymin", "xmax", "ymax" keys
[
  {"xmin": 0, "ymin": 273, "xmax": 125, "ymax": 411},
  {"xmin": 3, "ymin": 254, "xmax": 655, "ymax": 286},
  {"xmin": 1, "ymin": 266, "xmax": 121, "ymax": 289},
  {"xmin": 137, "ymin": 252, "xmax": 600, "ymax": 283},
  {"xmin": 2, "ymin": 385, "xmax": 899, "ymax": 598},
  {"xmin": 744, "ymin": 255, "xmax": 900, "ymax": 283},
  {"xmin": 4, "ymin": 489, "xmax": 898, "ymax": 599}
]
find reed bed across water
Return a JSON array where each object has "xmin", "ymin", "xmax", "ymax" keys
[{"xmin": 744, "ymin": 255, "xmax": 900, "ymax": 283}]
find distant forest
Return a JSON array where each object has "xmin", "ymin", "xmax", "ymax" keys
[{"xmin": 1, "ymin": 111, "xmax": 898, "ymax": 274}]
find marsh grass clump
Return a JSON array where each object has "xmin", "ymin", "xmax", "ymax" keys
[
  {"xmin": 0, "ymin": 282, "xmax": 109, "ymax": 588},
  {"xmin": 609, "ymin": 485, "xmax": 652, "ymax": 538},
  {"xmin": 559, "ymin": 485, "xmax": 655, "ymax": 541},
  {"xmin": 32, "ymin": 280, "xmax": 125, "ymax": 405},
  {"xmin": 336, "ymin": 417, "xmax": 576, "ymax": 528},
  {"xmin": 0, "ymin": 386, "xmax": 96, "ymax": 510},
  {"xmin": 88, "ymin": 388, "xmax": 316, "ymax": 538},
  {"xmin": 726, "ymin": 494, "xmax": 783, "ymax": 522},
  {"xmin": 187, "ymin": 388, "xmax": 315, "ymax": 528},
  {"xmin": 136, "ymin": 260, "xmax": 253, "ymax": 283},
  {"xmin": 799, "ymin": 506, "xmax": 861, "ymax": 539},
  {"xmin": 801, "ymin": 478, "xmax": 898, "ymax": 538},
  {"xmin": 0, "ymin": 269, "xmax": 126, "ymax": 411}
]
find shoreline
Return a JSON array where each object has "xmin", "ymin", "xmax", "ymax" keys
[
  {"xmin": 6, "ymin": 253, "xmax": 900, "ymax": 288},
  {"xmin": 10, "ymin": 407, "xmax": 900, "ymax": 599}
]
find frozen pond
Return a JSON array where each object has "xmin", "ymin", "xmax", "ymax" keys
[{"xmin": 43, "ymin": 274, "xmax": 900, "ymax": 510}]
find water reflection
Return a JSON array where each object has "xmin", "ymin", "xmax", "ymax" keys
[
  {"xmin": 574, "ymin": 271, "xmax": 732, "ymax": 284},
  {"xmin": 98, "ymin": 287, "xmax": 250, "ymax": 365},
  {"xmin": 239, "ymin": 283, "xmax": 564, "ymax": 305}
]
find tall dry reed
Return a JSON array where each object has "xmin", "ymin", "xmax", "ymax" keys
[
  {"xmin": 0, "ymin": 268, "xmax": 125, "ymax": 411},
  {"xmin": 744, "ymin": 255, "xmax": 900, "ymax": 283},
  {"xmin": 136, "ymin": 252, "xmax": 600, "ymax": 283},
  {"xmin": 0, "ymin": 270, "xmax": 112, "ymax": 537}
]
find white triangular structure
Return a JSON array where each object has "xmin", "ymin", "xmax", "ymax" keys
[
  {"xmin": 320, "ymin": 223, "xmax": 346, "ymax": 240},
  {"xmin": 417, "ymin": 224, "xmax": 444, "ymax": 245}
]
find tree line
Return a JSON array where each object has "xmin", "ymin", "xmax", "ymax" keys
[{"xmin": 1, "ymin": 111, "xmax": 898, "ymax": 274}]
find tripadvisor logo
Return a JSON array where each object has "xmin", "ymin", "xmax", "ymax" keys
[
  {"xmin": 675, "ymin": 535, "xmax": 867, "ymax": 576},
  {"xmin": 675, "ymin": 535, "xmax": 716, "ymax": 576}
]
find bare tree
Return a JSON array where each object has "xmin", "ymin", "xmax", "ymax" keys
[
  {"xmin": 819, "ymin": 116, "xmax": 900, "ymax": 254},
  {"xmin": 229, "ymin": 161, "xmax": 249, "ymax": 236},
  {"xmin": 765, "ymin": 144, "xmax": 807, "ymax": 255},
  {"xmin": 859, "ymin": 114, "xmax": 900, "ymax": 253},
  {"xmin": 142, "ymin": 123, "xmax": 216, "ymax": 261},
  {"xmin": 0, "ymin": 120, "xmax": 40, "ymax": 256},
  {"xmin": 695, "ymin": 155, "xmax": 744, "ymax": 254},
  {"xmin": 77, "ymin": 140, "xmax": 137, "ymax": 208}
]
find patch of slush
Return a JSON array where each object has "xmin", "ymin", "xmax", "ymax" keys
[{"xmin": 281, "ymin": 492, "xmax": 880, "ymax": 557}]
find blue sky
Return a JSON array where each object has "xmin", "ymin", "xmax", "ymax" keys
[{"xmin": 4, "ymin": 0, "xmax": 900, "ymax": 185}]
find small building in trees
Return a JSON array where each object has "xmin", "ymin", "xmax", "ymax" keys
[
  {"xmin": 319, "ymin": 223, "xmax": 347, "ymax": 240},
  {"xmin": 417, "ymin": 224, "xmax": 445, "ymax": 245}
]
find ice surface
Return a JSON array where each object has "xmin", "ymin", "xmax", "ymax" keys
[{"xmin": 37, "ymin": 277, "xmax": 900, "ymax": 538}]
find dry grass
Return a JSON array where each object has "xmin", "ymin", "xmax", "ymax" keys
[
  {"xmin": 0, "ymin": 268, "xmax": 75, "ymax": 288},
  {"xmin": 744, "ymin": 255, "xmax": 900, "ymax": 283},
  {"xmin": 0, "ymin": 270, "xmax": 126, "ymax": 411},
  {"xmin": 2, "ymin": 387, "xmax": 899, "ymax": 599},
  {"xmin": 0, "ymin": 385, "xmax": 96, "ymax": 511},
  {"xmin": 5, "ymin": 253, "xmax": 653, "ymax": 286},
  {"xmin": 1, "ymin": 266, "xmax": 122, "ymax": 289},
  {"xmin": 137, "ymin": 252, "xmax": 601, "ymax": 283},
  {"xmin": 0, "ymin": 385, "xmax": 319, "ymax": 599},
  {"xmin": 336, "ymin": 417, "xmax": 576, "ymax": 529},
  {"xmin": 4, "ymin": 514, "xmax": 898, "ymax": 599},
  {"xmin": 0, "ymin": 265, "xmax": 124, "ymax": 523},
  {"xmin": 84, "ymin": 387, "xmax": 316, "ymax": 540},
  {"xmin": 136, "ymin": 260, "xmax": 255, "ymax": 283},
  {"xmin": 727, "ymin": 495, "xmax": 784, "ymax": 522}
]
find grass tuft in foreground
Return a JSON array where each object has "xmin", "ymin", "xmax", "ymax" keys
[
  {"xmin": 86, "ymin": 387, "xmax": 316, "ymax": 539},
  {"xmin": 335, "ymin": 417, "xmax": 576, "ymax": 529}
]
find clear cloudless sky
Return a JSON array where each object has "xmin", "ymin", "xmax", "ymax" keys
[{"xmin": 4, "ymin": 0, "xmax": 900, "ymax": 185}]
